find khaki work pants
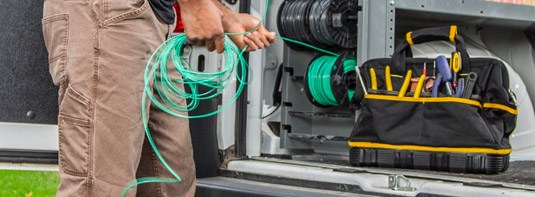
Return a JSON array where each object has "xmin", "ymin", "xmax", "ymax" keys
[{"xmin": 42, "ymin": 0, "xmax": 195, "ymax": 196}]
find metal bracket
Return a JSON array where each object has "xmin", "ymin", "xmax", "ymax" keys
[{"xmin": 388, "ymin": 175, "xmax": 417, "ymax": 191}]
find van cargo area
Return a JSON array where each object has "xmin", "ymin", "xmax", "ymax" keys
[{"xmin": 1, "ymin": 0, "xmax": 535, "ymax": 196}]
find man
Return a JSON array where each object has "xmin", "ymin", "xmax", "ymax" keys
[{"xmin": 41, "ymin": 0, "xmax": 275, "ymax": 196}]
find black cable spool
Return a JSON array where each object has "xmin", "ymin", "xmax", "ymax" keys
[
  {"xmin": 323, "ymin": 0, "xmax": 359, "ymax": 49},
  {"xmin": 277, "ymin": 0, "xmax": 325, "ymax": 50},
  {"xmin": 278, "ymin": 0, "xmax": 358, "ymax": 50},
  {"xmin": 303, "ymin": 51, "xmax": 357, "ymax": 108}
]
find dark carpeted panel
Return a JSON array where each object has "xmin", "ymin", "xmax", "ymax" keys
[{"xmin": 0, "ymin": 1, "xmax": 58, "ymax": 124}]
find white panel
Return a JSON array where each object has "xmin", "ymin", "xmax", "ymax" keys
[
  {"xmin": 245, "ymin": 8, "xmax": 265, "ymax": 157},
  {"xmin": 0, "ymin": 122, "xmax": 58, "ymax": 151},
  {"xmin": 0, "ymin": 162, "xmax": 58, "ymax": 172}
]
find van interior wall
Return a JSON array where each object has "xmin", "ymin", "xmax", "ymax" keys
[{"xmin": 262, "ymin": 8, "xmax": 535, "ymax": 160}]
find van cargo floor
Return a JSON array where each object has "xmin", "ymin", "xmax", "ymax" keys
[
  {"xmin": 269, "ymin": 155, "xmax": 535, "ymax": 186},
  {"xmin": 227, "ymin": 157, "xmax": 535, "ymax": 196}
]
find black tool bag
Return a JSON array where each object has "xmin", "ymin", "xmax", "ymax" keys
[{"xmin": 349, "ymin": 26, "xmax": 518, "ymax": 174}]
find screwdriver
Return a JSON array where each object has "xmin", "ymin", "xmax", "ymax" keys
[
  {"xmin": 398, "ymin": 70, "xmax": 412, "ymax": 97},
  {"xmin": 385, "ymin": 65, "xmax": 393, "ymax": 91},
  {"xmin": 436, "ymin": 55, "xmax": 454, "ymax": 96},
  {"xmin": 451, "ymin": 52, "xmax": 461, "ymax": 88}
]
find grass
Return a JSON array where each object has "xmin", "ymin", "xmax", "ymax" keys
[{"xmin": 0, "ymin": 170, "xmax": 60, "ymax": 197}]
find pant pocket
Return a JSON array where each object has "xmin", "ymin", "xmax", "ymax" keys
[
  {"xmin": 58, "ymin": 85, "xmax": 91, "ymax": 176},
  {"xmin": 94, "ymin": 0, "xmax": 150, "ymax": 26},
  {"xmin": 42, "ymin": 12, "xmax": 68, "ymax": 85}
]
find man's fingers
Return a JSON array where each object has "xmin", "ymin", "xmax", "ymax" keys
[
  {"xmin": 246, "ymin": 32, "xmax": 264, "ymax": 49},
  {"xmin": 243, "ymin": 36, "xmax": 258, "ymax": 51},
  {"xmin": 258, "ymin": 31, "xmax": 271, "ymax": 47},
  {"xmin": 206, "ymin": 39, "xmax": 216, "ymax": 52},
  {"xmin": 228, "ymin": 35, "xmax": 247, "ymax": 51},
  {"xmin": 188, "ymin": 39, "xmax": 200, "ymax": 46},
  {"xmin": 267, "ymin": 32, "xmax": 276, "ymax": 43},
  {"xmin": 215, "ymin": 36, "xmax": 225, "ymax": 53},
  {"xmin": 256, "ymin": 28, "xmax": 271, "ymax": 47}
]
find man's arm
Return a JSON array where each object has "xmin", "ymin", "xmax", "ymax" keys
[
  {"xmin": 177, "ymin": 0, "xmax": 226, "ymax": 52},
  {"xmin": 210, "ymin": 0, "xmax": 276, "ymax": 51},
  {"xmin": 177, "ymin": 0, "xmax": 275, "ymax": 52}
]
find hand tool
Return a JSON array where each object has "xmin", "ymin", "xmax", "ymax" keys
[
  {"xmin": 410, "ymin": 77, "xmax": 420, "ymax": 92},
  {"xmin": 462, "ymin": 72, "xmax": 478, "ymax": 98},
  {"xmin": 433, "ymin": 61, "xmax": 436, "ymax": 78},
  {"xmin": 385, "ymin": 65, "xmax": 393, "ymax": 91},
  {"xmin": 414, "ymin": 74, "xmax": 426, "ymax": 98},
  {"xmin": 424, "ymin": 78, "xmax": 435, "ymax": 92},
  {"xmin": 456, "ymin": 78, "xmax": 465, "ymax": 97},
  {"xmin": 436, "ymin": 55, "xmax": 454, "ymax": 96},
  {"xmin": 423, "ymin": 62, "xmax": 427, "ymax": 76},
  {"xmin": 431, "ymin": 73, "xmax": 443, "ymax": 97},
  {"xmin": 370, "ymin": 68, "xmax": 378, "ymax": 90},
  {"xmin": 398, "ymin": 70, "xmax": 412, "ymax": 97},
  {"xmin": 451, "ymin": 52, "xmax": 461, "ymax": 88},
  {"xmin": 410, "ymin": 63, "xmax": 428, "ymax": 93},
  {"xmin": 357, "ymin": 67, "xmax": 368, "ymax": 95}
]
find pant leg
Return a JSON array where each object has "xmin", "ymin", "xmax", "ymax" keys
[
  {"xmin": 135, "ymin": 9, "xmax": 196, "ymax": 197},
  {"xmin": 135, "ymin": 101, "xmax": 196, "ymax": 197},
  {"xmin": 91, "ymin": 0, "xmax": 174, "ymax": 196},
  {"xmin": 42, "ymin": 0, "xmax": 195, "ymax": 196},
  {"xmin": 43, "ymin": 0, "xmax": 98, "ymax": 196},
  {"xmin": 135, "ymin": 81, "xmax": 196, "ymax": 197}
]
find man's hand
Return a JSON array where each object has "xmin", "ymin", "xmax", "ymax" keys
[
  {"xmin": 179, "ymin": 0, "xmax": 226, "ymax": 53},
  {"xmin": 222, "ymin": 12, "xmax": 276, "ymax": 52}
]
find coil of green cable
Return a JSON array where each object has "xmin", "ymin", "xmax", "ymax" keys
[
  {"xmin": 121, "ymin": 34, "xmax": 248, "ymax": 196},
  {"xmin": 304, "ymin": 55, "xmax": 357, "ymax": 107},
  {"xmin": 122, "ymin": 0, "xmax": 357, "ymax": 195}
]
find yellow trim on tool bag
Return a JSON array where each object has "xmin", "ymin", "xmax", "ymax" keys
[
  {"xmin": 385, "ymin": 66, "xmax": 393, "ymax": 91},
  {"xmin": 391, "ymin": 74, "xmax": 404, "ymax": 78},
  {"xmin": 370, "ymin": 68, "xmax": 378, "ymax": 90},
  {"xmin": 365, "ymin": 94, "xmax": 482, "ymax": 108},
  {"xmin": 449, "ymin": 25, "xmax": 458, "ymax": 43},
  {"xmin": 406, "ymin": 31, "xmax": 414, "ymax": 45},
  {"xmin": 484, "ymin": 103, "xmax": 518, "ymax": 115},
  {"xmin": 348, "ymin": 142, "xmax": 512, "ymax": 155}
]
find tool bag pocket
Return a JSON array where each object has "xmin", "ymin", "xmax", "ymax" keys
[{"xmin": 349, "ymin": 26, "xmax": 517, "ymax": 174}]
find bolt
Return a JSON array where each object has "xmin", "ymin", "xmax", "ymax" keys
[
  {"xmin": 26, "ymin": 111, "xmax": 36, "ymax": 120},
  {"xmin": 389, "ymin": 0, "xmax": 395, "ymax": 6}
]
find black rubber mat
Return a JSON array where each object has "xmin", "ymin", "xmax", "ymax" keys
[{"xmin": 0, "ymin": 0, "xmax": 58, "ymax": 124}]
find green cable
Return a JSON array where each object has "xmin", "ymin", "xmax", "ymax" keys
[
  {"xmin": 307, "ymin": 56, "xmax": 356, "ymax": 106},
  {"xmin": 309, "ymin": 56, "xmax": 338, "ymax": 106},
  {"xmin": 121, "ymin": 0, "xmax": 344, "ymax": 195},
  {"xmin": 122, "ymin": 35, "xmax": 247, "ymax": 196},
  {"xmin": 344, "ymin": 58, "xmax": 356, "ymax": 101}
]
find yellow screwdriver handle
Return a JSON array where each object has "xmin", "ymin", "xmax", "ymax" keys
[
  {"xmin": 370, "ymin": 68, "xmax": 378, "ymax": 90},
  {"xmin": 414, "ymin": 74, "xmax": 426, "ymax": 98},
  {"xmin": 452, "ymin": 52, "xmax": 461, "ymax": 73},
  {"xmin": 398, "ymin": 70, "xmax": 412, "ymax": 97},
  {"xmin": 385, "ymin": 66, "xmax": 393, "ymax": 91}
]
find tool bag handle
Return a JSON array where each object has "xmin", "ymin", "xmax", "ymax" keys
[{"xmin": 391, "ymin": 26, "xmax": 471, "ymax": 74}]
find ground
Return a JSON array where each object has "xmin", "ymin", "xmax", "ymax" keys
[{"xmin": 0, "ymin": 170, "xmax": 60, "ymax": 197}]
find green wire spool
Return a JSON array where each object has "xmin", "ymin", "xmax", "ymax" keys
[{"xmin": 304, "ymin": 54, "xmax": 357, "ymax": 108}]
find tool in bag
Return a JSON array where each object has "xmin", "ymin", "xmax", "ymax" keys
[{"xmin": 349, "ymin": 26, "xmax": 518, "ymax": 174}]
